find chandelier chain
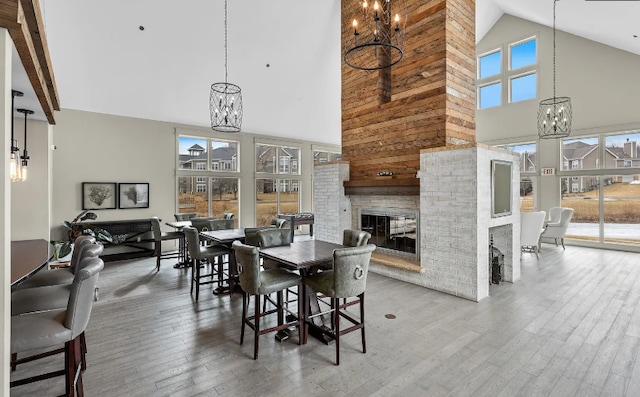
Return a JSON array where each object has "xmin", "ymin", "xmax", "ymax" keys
[
  {"xmin": 553, "ymin": 0, "xmax": 557, "ymax": 101},
  {"xmin": 224, "ymin": 0, "xmax": 228, "ymax": 85}
]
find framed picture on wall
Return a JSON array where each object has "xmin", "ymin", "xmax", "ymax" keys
[
  {"xmin": 118, "ymin": 183, "xmax": 150, "ymax": 209},
  {"xmin": 82, "ymin": 182, "xmax": 117, "ymax": 210}
]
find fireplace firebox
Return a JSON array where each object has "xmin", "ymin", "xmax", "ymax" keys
[{"xmin": 360, "ymin": 209, "xmax": 418, "ymax": 260}]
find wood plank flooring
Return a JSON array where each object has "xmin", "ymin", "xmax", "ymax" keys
[{"xmin": 9, "ymin": 244, "xmax": 640, "ymax": 396}]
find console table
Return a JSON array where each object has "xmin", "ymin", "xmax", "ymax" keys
[{"xmin": 72, "ymin": 218, "xmax": 155, "ymax": 262}]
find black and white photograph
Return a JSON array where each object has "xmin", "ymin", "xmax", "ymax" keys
[
  {"xmin": 82, "ymin": 182, "xmax": 117, "ymax": 210},
  {"xmin": 118, "ymin": 183, "xmax": 150, "ymax": 209}
]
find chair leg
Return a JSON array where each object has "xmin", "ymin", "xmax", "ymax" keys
[
  {"xmin": 360, "ymin": 293, "xmax": 366, "ymax": 354},
  {"xmin": 561, "ymin": 238, "xmax": 565, "ymax": 250},
  {"xmin": 334, "ymin": 297, "xmax": 340, "ymax": 366},
  {"xmin": 554, "ymin": 238, "xmax": 558, "ymax": 247},
  {"xmin": 74, "ymin": 337, "xmax": 84, "ymax": 397},
  {"xmin": 80, "ymin": 332, "xmax": 87, "ymax": 371},
  {"xmin": 534, "ymin": 246, "xmax": 539, "ymax": 259},
  {"xmin": 254, "ymin": 294, "xmax": 261, "ymax": 360},
  {"xmin": 65, "ymin": 340, "xmax": 76, "ymax": 397},
  {"xmin": 240, "ymin": 292, "xmax": 247, "ymax": 345}
]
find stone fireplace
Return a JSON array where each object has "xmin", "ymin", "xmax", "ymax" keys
[{"xmin": 360, "ymin": 209, "xmax": 419, "ymax": 260}]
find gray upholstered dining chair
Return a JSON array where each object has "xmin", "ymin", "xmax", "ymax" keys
[
  {"xmin": 209, "ymin": 218, "xmax": 234, "ymax": 230},
  {"xmin": 271, "ymin": 218, "xmax": 287, "ymax": 228},
  {"xmin": 10, "ymin": 257, "xmax": 104, "ymax": 396},
  {"xmin": 257, "ymin": 228, "xmax": 292, "ymax": 270},
  {"xmin": 12, "ymin": 235, "xmax": 98, "ymax": 290},
  {"xmin": 174, "ymin": 212, "xmax": 197, "ymax": 221},
  {"xmin": 182, "ymin": 226, "xmax": 231, "ymax": 301},
  {"xmin": 243, "ymin": 227, "xmax": 272, "ymax": 247},
  {"xmin": 232, "ymin": 240, "xmax": 302, "ymax": 360},
  {"xmin": 151, "ymin": 216, "xmax": 185, "ymax": 271},
  {"xmin": 343, "ymin": 229, "xmax": 372, "ymax": 247},
  {"xmin": 303, "ymin": 244, "xmax": 376, "ymax": 365}
]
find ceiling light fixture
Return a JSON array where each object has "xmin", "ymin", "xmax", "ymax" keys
[
  {"xmin": 17, "ymin": 108, "xmax": 34, "ymax": 182},
  {"xmin": 210, "ymin": 0, "xmax": 242, "ymax": 133},
  {"xmin": 10, "ymin": 90, "xmax": 23, "ymax": 182},
  {"xmin": 538, "ymin": 0, "xmax": 572, "ymax": 139},
  {"xmin": 344, "ymin": 0, "xmax": 407, "ymax": 71}
]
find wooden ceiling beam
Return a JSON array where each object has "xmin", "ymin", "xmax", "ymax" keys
[{"xmin": 0, "ymin": 0, "xmax": 59, "ymax": 124}]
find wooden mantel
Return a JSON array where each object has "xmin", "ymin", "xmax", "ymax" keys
[
  {"xmin": 0, "ymin": 0, "xmax": 59, "ymax": 124},
  {"xmin": 344, "ymin": 178, "xmax": 420, "ymax": 196}
]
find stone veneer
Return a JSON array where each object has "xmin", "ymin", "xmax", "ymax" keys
[{"xmin": 313, "ymin": 144, "xmax": 521, "ymax": 302}]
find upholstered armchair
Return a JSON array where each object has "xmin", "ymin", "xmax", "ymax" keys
[
  {"xmin": 541, "ymin": 207, "xmax": 574, "ymax": 249},
  {"xmin": 520, "ymin": 211, "xmax": 546, "ymax": 258}
]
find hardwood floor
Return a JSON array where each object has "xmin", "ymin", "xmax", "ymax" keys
[{"xmin": 10, "ymin": 245, "xmax": 640, "ymax": 396}]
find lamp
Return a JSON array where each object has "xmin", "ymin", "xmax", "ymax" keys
[
  {"xmin": 344, "ymin": 0, "xmax": 407, "ymax": 71},
  {"xmin": 17, "ymin": 108, "xmax": 34, "ymax": 181},
  {"xmin": 210, "ymin": 0, "xmax": 243, "ymax": 133},
  {"xmin": 538, "ymin": 0, "xmax": 571, "ymax": 139},
  {"xmin": 10, "ymin": 90, "xmax": 23, "ymax": 182}
]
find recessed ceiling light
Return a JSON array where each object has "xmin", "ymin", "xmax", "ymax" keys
[{"xmin": 139, "ymin": 26, "xmax": 145, "ymax": 31}]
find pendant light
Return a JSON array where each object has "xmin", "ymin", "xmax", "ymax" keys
[
  {"xmin": 10, "ymin": 90, "xmax": 23, "ymax": 182},
  {"xmin": 16, "ymin": 108, "xmax": 33, "ymax": 181}
]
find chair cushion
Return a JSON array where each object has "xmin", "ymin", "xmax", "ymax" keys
[
  {"xmin": 12, "ymin": 268, "xmax": 74, "ymax": 289},
  {"xmin": 257, "ymin": 269, "xmax": 301, "ymax": 295},
  {"xmin": 11, "ymin": 309, "xmax": 71, "ymax": 353},
  {"xmin": 198, "ymin": 244, "xmax": 231, "ymax": 260},
  {"xmin": 12, "ymin": 284, "xmax": 71, "ymax": 315},
  {"xmin": 303, "ymin": 271, "xmax": 335, "ymax": 297}
]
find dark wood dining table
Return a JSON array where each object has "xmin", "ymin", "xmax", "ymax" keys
[
  {"xmin": 259, "ymin": 239, "xmax": 345, "ymax": 344},
  {"xmin": 199, "ymin": 229, "xmax": 246, "ymax": 293},
  {"xmin": 11, "ymin": 239, "xmax": 54, "ymax": 287}
]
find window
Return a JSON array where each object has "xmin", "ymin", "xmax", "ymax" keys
[
  {"xmin": 196, "ymin": 184, "xmax": 206, "ymax": 193},
  {"xmin": 478, "ymin": 50, "xmax": 501, "ymax": 79},
  {"xmin": 479, "ymin": 82, "xmax": 501, "ymax": 109},
  {"xmin": 510, "ymin": 73, "xmax": 536, "ymax": 103},
  {"xmin": 256, "ymin": 144, "xmax": 300, "ymax": 175},
  {"xmin": 477, "ymin": 36, "xmax": 537, "ymax": 109},
  {"xmin": 196, "ymin": 177, "xmax": 207, "ymax": 183},
  {"xmin": 313, "ymin": 150, "xmax": 341, "ymax": 165},
  {"xmin": 498, "ymin": 143, "xmax": 536, "ymax": 173},
  {"xmin": 562, "ymin": 137, "xmax": 598, "ymax": 171},
  {"xmin": 255, "ymin": 178, "xmax": 299, "ymax": 227},
  {"xmin": 212, "ymin": 162, "xmax": 219, "ymax": 170},
  {"xmin": 572, "ymin": 161, "xmax": 579, "ymax": 169},
  {"xmin": 196, "ymin": 162, "xmax": 206, "ymax": 170},
  {"xmin": 572, "ymin": 183, "xmax": 579, "ymax": 193}
]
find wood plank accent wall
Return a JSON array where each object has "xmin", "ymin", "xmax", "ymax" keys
[{"xmin": 341, "ymin": 0, "xmax": 476, "ymax": 188}]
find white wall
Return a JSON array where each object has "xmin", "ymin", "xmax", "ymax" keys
[
  {"xmin": 476, "ymin": 14, "xmax": 640, "ymax": 212},
  {"xmin": 50, "ymin": 109, "xmax": 338, "ymax": 242},
  {"xmin": 11, "ymin": 118, "xmax": 51, "ymax": 240}
]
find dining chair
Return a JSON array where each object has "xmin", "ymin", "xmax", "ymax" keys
[
  {"xmin": 343, "ymin": 229, "xmax": 372, "ymax": 247},
  {"xmin": 151, "ymin": 216, "xmax": 185, "ymax": 271},
  {"xmin": 271, "ymin": 218, "xmax": 287, "ymax": 228},
  {"xmin": 232, "ymin": 240, "xmax": 302, "ymax": 360},
  {"xmin": 182, "ymin": 226, "xmax": 231, "ymax": 300},
  {"xmin": 174, "ymin": 212, "xmax": 197, "ymax": 221},
  {"xmin": 12, "ymin": 235, "xmax": 97, "ymax": 290},
  {"xmin": 257, "ymin": 228, "xmax": 296, "ymax": 312},
  {"xmin": 10, "ymin": 257, "xmax": 104, "ymax": 396},
  {"xmin": 303, "ymin": 244, "xmax": 376, "ymax": 365},
  {"xmin": 209, "ymin": 218, "xmax": 234, "ymax": 231},
  {"xmin": 243, "ymin": 227, "xmax": 272, "ymax": 247},
  {"xmin": 11, "ymin": 255, "xmax": 105, "ymax": 373}
]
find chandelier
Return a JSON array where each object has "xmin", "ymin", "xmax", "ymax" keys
[
  {"xmin": 210, "ymin": 0, "xmax": 243, "ymax": 133},
  {"xmin": 17, "ymin": 108, "xmax": 34, "ymax": 181},
  {"xmin": 537, "ymin": 0, "xmax": 571, "ymax": 139},
  {"xmin": 344, "ymin": 0, "xmax": 407, "ymax": 71}
]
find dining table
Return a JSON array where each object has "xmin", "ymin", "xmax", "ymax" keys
[
  {"xmin": 259, "ymin": 239, "xmax": 345, "ymax": 344},
  {"xmin": 11, "ymin": 239, "xmax": 54, "ymax": 288},
  {"xmin": 199, "ymin": 228, "xmax": 246, "ymax": 294}
]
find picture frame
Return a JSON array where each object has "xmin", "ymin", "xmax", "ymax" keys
[
  {"xmin": 118, "ymin": 183, "xmax": 150, "ymax": 209},
  {"xmin": 82, "ymin": 182, "xmax": 117, "ymax": 210}
]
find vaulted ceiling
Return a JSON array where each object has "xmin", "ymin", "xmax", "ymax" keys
[{"xmin": 10, "ymin": 0, "xmax": 640, "ymax": 146}]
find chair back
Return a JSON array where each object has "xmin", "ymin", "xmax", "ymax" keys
[
  {"xmin": 520, "ymin": 211, "xmax": 546, "ymax": 246},
  {"xmin": 332, "ymin": 244, "xmax": 376, "ymax": 298},
  {"xmin": 150, "ymin": 216, "xmax": 162, "ymax": 242},
  {"xmin": 64, "ymin": 257, "xmax": 104, "ymax": 339},
  {"xmin": 543, "ymin": 208, "xmax": 574, "ymax": 238},
  {"xmin": 257, "ymin": 228, "xmax": 291, "ymax": 248},
  {"xmin": 271, "ymin": 218, "xmax": 287, "ymax": 228},
  {"xmin": 68, "ymin": 235, "xmax": 96, "ymax": 269},
  {"xmin": 548, "ymin": 207, "xmax": 563, "ymax": 224},
  {"xmin": 343, "ymin": 229, "xmax": 372, "ymax": 247},
  {"xmin": 182, "ymin": 226, "xmax": 203, "ymax": 260},
  {"xmin": 190, "ymin": 218, "xmax": 214, "ymax": 232},
  {"xmin": 70, "ymin": 241, "xmax": 103, "ymax": 273},
  {"xmin": 244, "ymin": 227, "xmax": 271, "ymax": 246},
  {"xmin": 232, "ymin": 241, "xmax": 261, "ymax": 295},
  {"xmin": 209, "ymin": 219, "xmax": 234, "ymax": 231},
  {"xmin": 174, "ymin": 213, "xmax": 197, "ymax": 221}
]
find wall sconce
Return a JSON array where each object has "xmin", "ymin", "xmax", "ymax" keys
[
  {"xmin": 16, "ymin": 108, "xmax": 34, "ymax": 182},
  {"xmin": 10, "ymin": 90, "xmax": 23, "ymax": 182}
]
